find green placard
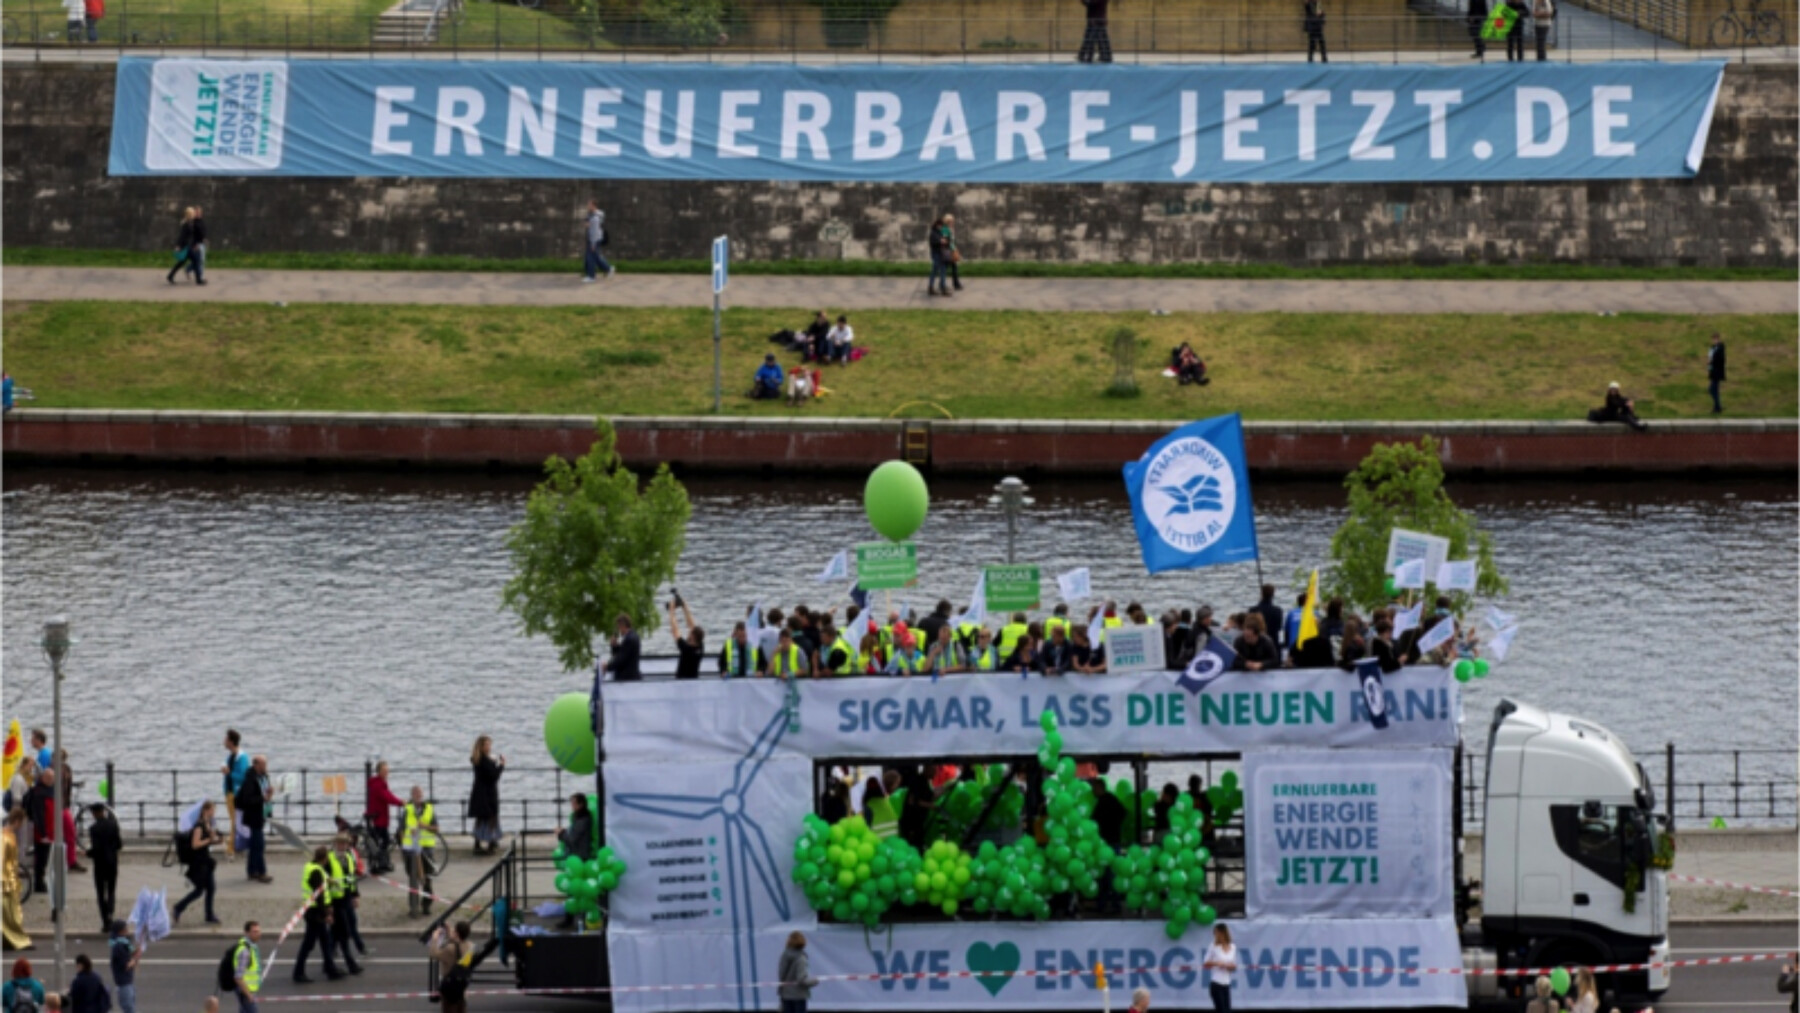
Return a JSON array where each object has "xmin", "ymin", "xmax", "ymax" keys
[
  {"xmin": 857, "ymin": 541, "xmax": 918, "ymax": 590},
  {"xmin": 983, "ymin": 565, "xmax": 1041, "ymax": 612}
]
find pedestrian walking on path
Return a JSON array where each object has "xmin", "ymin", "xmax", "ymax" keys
[
  {"xmin": 467, "ymin": 736, "xmax": 505, "ymax": 856},
  {"xmin": 927, "ymin": 215, "xmax": 962, "ymax": 297},
  {"xmin": 107, "ymin": 921, "xmax": 138, "ymax": 1013},
  {"xmin": 221, "ymin": 730, "xmax": 248, "ymax": 860},
  {"xmin": 582, "ymin": 200, "xmax": 614, "ymax": 283},
  {"xmin": 777, "ymin": 931, "xmax": 818, "ymax": 1013},
  {"xmin": 429, "ymin": 922, "xmax": 473, "ymax": 1013},
  {"xmin": 1708, "ymin": 331, "xmax": 1727, "ymax": 413},
  {"xmin": 235, "ymin": 756, "xmax": 273, "ymax": 884},
  {"xmin": 167, "ymin": 207, "xmax": 208, "ymax": 286},
  {"xmin": 171, "ymin": 800, "xmax": 222, "ymax": 926},
  {"xmin": 327, "ymin": 835, "xmax": 365, "ymax": 973},
  {"xmin": 223, "ymin": 922, "xmax": 262, "ymax": 1013},
  {"xmin": 84, "ymin": 803, "xmax": 122, "ymax": 933},
  {"xmin": 400, "ymin": 786, "xmax": 438, "ymax": 918},
  {"xmin": 1077, "ymin": 0, "xmax": 1113, "ymax": 63},
  {"xmin": 291, "ymin": 847, "xmax": 341, "ymax": 983}
]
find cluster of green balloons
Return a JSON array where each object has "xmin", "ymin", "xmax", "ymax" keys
[
  {"xmin": 791, "ymin": 814, "xmax": 970, "ymax": 925},
  {"xmin": 1204, "ymin": 770, "xmax": 1244, "ymax": 824},
  {"xmin": 1452, "ymin": 658, "xmax": 1492, "ymax": 683},
  {"xmin": 791, "ymin": 711, "xmax": 1215, "ymax": 939},
  {"xmin": 935, "ymin": 766, "xmax": 1025, "ymax": 838},
  {"xmin": 552, "ymin": 844, "xmax": 627, "ymax": 927}
]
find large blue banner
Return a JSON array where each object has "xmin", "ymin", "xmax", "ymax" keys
[
  {"xmin": 108, "ymin": 57, "xmax": 1722, "ymax": 182},
  {"xmin": 1123, "ymin": 414, "xmax": 1260, "ymax": 574}
]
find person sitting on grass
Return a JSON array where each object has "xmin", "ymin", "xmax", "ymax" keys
[
  {"xmin": 827, "ymin": 316, "xmax": 854, "ymax": 364},
  {"xmin": 1173, "ymin": 343, "xmax": 1210, "ymax": 386},
  {"xmin": 803, "ymin": 311, "xmax": 832, "ymax": 363},
  {"xmin": 752, "ymin": 354, "xmax": 784, "ymax": 400},
  {"xmin": 786, "ymin": 366, "xmax": 815, "ymax": 406},
  {"xmin": 1588, "ymin": 381, "xmax": 1648, "ymax": 432}
]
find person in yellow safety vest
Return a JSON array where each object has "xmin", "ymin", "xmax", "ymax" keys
[
  {"xmin": 855, "ymin": 631, "xmax": 884, "ymax": 673},
  {"xmin": 230, "ymin": 921, "xmax": 263, "ymax": 1011},
  {"xmin": 885, "ymin": 632, "xmax": 927, "ymax": 676},
  {"xmin": 401, "ymin": 786, "xmax": 438, "ymax": 919},
  {"xmin": 1102, "ymin": 600, "xmax": 1123, "ymax": 629},
  {"xmin": 967, "ymin": 628, "xmax": 1002, "ymax": 672},
  {"xmin": 822, "ymin": 621, "xmax": 859, "ymax": 676},
  {"xmin": 997, "ymin": 612, "xmax": 1031, "ymax": 658},
  {"xmin": 878, "ymin": 612, "xmax": 901, "ymax": 654},
  {"xmin": 924, "ymin": 625, "xmax": 965, "ymax": 676},
  {"xmin": 765, "ymin": 630, "xmax": 810, "ymax": 678},
  {"xmin": 865, "ymin": 793, "xmax": 900, "ymax": 839},
  {"xmin": 1045, "ymin": 606, "xmax": 1072, "ymax": 644},
  {"xmin": 1004, "ymin": 622, "xmax": 1043, "ymax": 673},
  {"xmin": 954, "ymin": 618, "xmax": 984, "ymax": 654},
  {"xmin": 720, "ymin": 622, "xmax": 755, "ymax": 678},
  {"xmin": 293, "ymin": 847, "xmax": 342, "ymax": 983},
  {"xmin": 328, "ymin": 834, "xmax": 366, "ymax": 970}
]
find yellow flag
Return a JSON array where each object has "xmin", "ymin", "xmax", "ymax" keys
[
  {"xmin": 1297, "ymin": 569, "xmax": 1320, "ymax": 647},
  {"xmin": 1, "ymin": 719, "xmax": 20, "ymax": 788}
]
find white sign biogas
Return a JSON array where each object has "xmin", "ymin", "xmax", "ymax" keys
[
  {"xmin": 1244, "ymin": 750, "xmax": 1452, "ymax": 920},
  {"xmin": 145, "ymin": 59, "xmax": 288, "ymax": 171}
]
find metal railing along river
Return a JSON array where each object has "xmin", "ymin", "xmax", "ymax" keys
[
  {"xmin": 1, "ymin": 7, "xmax": 1793, "ymax": 61},
  {"xmin": 82, "ymin": 743, "xmax": 1796, "ymax": 842}
]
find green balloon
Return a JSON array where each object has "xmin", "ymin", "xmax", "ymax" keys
[
  {"xmin": 1473, "ymin": 658, "xmax": 1492, "ymax": 678},
  {"xmin": 1550, "ymin": 968, "xmax": 1571, "ymax": 996},
  {"xmin": 544, "ymin": 691, "xmax": 597, "ymax": 774},
  {"xmin": 1454, "ymin": 659, "xmax": 1474, "ymax": 681},
  {"xmin": 1384, "ymin": 577, "xmax": 1399, "ymax": 596},
  {"xmin": 864, "ymin": 461, "xmax": 930, "ymax": 542}
]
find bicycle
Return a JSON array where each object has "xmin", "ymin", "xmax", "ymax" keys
[
  {"xmin": 335, "ymin": 813, "xmax": 398, "ymax": 878},
  {"xmin": 1709, "ymin": 0, "xmax": 1785, "ymax": 47}
]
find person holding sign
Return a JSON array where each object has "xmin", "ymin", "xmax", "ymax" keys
[{"xmin": 1201, "ymin": 924, "xmax": 1238, "ymax": 1010}]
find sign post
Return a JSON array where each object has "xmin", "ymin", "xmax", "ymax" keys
[{"xmin": 711, "ymin": 235, "xmax": 729, "ymax": 414}]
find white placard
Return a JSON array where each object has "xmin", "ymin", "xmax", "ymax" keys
[
  {"xmin": 1056, "ymin": 567, "xmax": 1093, "ymax": 603},
  {"xmin": 1393, "ymin": 559, "xmax": 1426, "ymax": 591},
  {"xmin": 1103, "ymin": 626, "xmax": 1166, "ymax": 674},
  {"xmin": 145, "ymin": 60, "xmax": 288, "ymax": 171},
  {"xmin": 1384, "ymin": 529, "xmax": 1449, "ymax": 586},
  {"xmin": 608, "ymin": 917, "xmax": 1467, "ymax": 1012},
  {"xmin": 1244, "ymin": 750, "xmax": 1453, "ymax": 920},
  {"xmin": 1434, "ymin": 560, "xmax": 1476, "ymax": 592}
]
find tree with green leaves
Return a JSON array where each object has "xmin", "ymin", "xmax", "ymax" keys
[
  {"xmin": 1322, "ymin": 437, "xmax": 1508, "ymax": 614},
  {"xmin": 502, "ymin": 419, "xmax": 691, "ymax": 672}
]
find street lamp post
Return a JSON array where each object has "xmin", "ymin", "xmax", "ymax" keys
[
  {"xmin": 988, "ymin": 476, "xmax": 1035, "ymax": 565},
  {"xmin": 41, "ymin": 617, "xmax": 73, "ymax": 992}
]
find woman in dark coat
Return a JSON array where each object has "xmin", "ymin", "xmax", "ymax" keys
[{"xmin": 467, "ymin": 736, "xmax": 506, "ymax": 856}]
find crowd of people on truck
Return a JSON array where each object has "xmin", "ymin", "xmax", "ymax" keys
[{"xmin": 615, "ymin": 581, "xmax": 1482, "ymax": 682}]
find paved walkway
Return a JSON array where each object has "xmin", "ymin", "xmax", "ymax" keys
[{"xmin": 7, "ymin": 267, "xmax": 1796, "ymax": 314}]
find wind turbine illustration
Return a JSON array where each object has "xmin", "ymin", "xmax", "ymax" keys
[{"xmin": 614, "ymin": 703, "xmax": 794, "ymax": 1011}]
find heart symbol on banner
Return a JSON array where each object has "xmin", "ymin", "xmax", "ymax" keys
[{"xmin": 966, "ymin": 941, "xmax": 1022, "ymax": 997}]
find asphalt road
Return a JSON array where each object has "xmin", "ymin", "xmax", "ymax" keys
[{"xmin": 11, "ymin": 921, "xmax": 1784, "ymax": 1012}]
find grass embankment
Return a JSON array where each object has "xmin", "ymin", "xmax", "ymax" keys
[
  {"xmin": 7, "ymin": 247, "xmax": 1796, "ymax": 283},
  {"xmin": 6, "ymin": 302, "xmax": 1794, "ymax": 421},
  {"xmin": 6, "ymin": 0, "xmax": 590, "ymax": 48}
]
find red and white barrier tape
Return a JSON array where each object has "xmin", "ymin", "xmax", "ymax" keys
[
  {"xmin": 1668, "ymin": 873, "xmax": 1797, "ymax": 897},
  {"xmin": 254, "ymin": 951, "xmax": 1794, "ymax": 1003},
  {"xmin": 368, "ymin": 873, "xmax": 489, "ymax": 914}
]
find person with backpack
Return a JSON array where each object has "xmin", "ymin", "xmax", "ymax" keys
[
  {"xmin": 106, "ymin": 922, "xmax": 137, "ymax": 1013},
  {"xmin": 4, "ymin": 960, "xmax": 45, "ymax": 1013},
  {"xmin": 171, "ymin": 800, "xmax": 222, "ymax": 926},
  {"xmin": 66, "ymin": 955, "xmax": 107, "ymax": 1013},
  {"xmin": 217, "ymin": 922, "xmax": 262, "ymax": 1013},
  {"xmin": 429, "ymin": 922, "xmax": 473, "ymax": 1013},
  {"xmin": 581, "ymin": 200, "xmax": 614, "ymax": 283}
]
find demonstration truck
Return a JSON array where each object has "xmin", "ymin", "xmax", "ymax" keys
[{"xmin": 476, "ymin": 662, "xmax": 1670, "ymax": 1011}]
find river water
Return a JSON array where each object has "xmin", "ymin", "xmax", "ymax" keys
[{"xmin": 3, "ymin": 469, "xmax": 1794, "ymax": 824}]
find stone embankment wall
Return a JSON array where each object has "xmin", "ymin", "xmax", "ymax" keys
[{"xmin": 2, "ymin": 62, "xmax": 1794, "ymax": 266}]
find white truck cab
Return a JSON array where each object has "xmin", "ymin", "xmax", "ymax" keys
[{"xmin": 1478, "ymin": 699, "xmax": 1671, "ymax": 999}]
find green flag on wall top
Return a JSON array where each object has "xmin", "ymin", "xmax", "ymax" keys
[{"xmin": 1481, "ymin": 3, "xmax": 1520, "ymax": 39}]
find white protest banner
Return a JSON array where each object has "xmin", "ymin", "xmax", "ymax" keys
[
  {"xmin": 1488, "ymin": 623, "xmax": 1520, "ymax": 662},
  {"xmin": 1414, "ymin": 619, "xmax": 1455, "ymax": 655},
  {"xmin": 1393, "ymin": 601, "xmax": 1423, "ymax": 636},
  {"xmin": 1435, "ymin": 560, "xmax": 1476, "ymax": 592},
  {"xmin": 816, "ymin": 549, "xmax": 850, "ymax": 583},
  {"xmin": 958, "ymin": 572, "xmax": 988, "ymax": 626},
  {"xmin": 1102, "ymin": 627, "xmax": 1165, "ymax": 674},
  {"xmin": 1243, "ymin": 749, "xmax": 1453, "ymax": 920},
  {"xmin": 601, "ymin": 668, "xmax": 1460, "ymax": 765},
  {"xmin": 1056, "ymin": 567, "xmax": 1093, "ymax": 603},
  {"xmin": 1385, "ymin": 529, "xmax": 1449, "ymax": 585},
  {"xmin": 608, "ymin": 915, "xmax": 1466, "ymax": 1012},
  {"xmin": 1393, "ymin": 558, "xmax": 1426, "ymax": 591},
  {"xmin": 1486, "ymin": 606, "xmax": 1515, "ymax": 631}
]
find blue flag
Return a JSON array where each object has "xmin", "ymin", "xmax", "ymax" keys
[
  {"xmin": 1354, "ymin": 657, "xmax": 1390, "ymax": 730},
  {"xmin": 1176, "ymin": 634, "xmax": 1236, "ymax": 695},
  {"xmin": 1123, "ymin": 414, "xmax": 1260, "ymax": 574}
]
